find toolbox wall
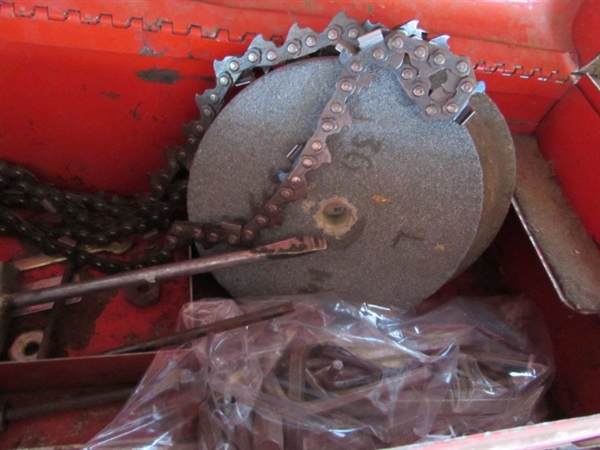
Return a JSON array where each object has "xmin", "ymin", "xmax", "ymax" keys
[
  {"xmin": 0, "ymin": 0, "xmax": 599, "ymax": 446},
  {"xmin": 0, "ymin": 0, "xmax": 582, "ymax": 190}
]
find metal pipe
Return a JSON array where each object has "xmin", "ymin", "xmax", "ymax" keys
[
  {"xmin": 103, "ymin": 301, "xmax": 294, "ymax": 355},
  {"xmin": 3, "ymin": 236, "xmax": 326, "ymax": 310}
]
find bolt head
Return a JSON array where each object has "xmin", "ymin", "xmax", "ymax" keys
[
  {"xmin": 228, "ymin": 235, "xmax": 238, "ymax": 245},
  {"xmin": 302, "ymin": 158, "xmax": 314, "ymax": 168},
  {"xmin": 461, "ymin": 81, "xmax": 475, "ymax": 93},
  {"xmin": 348, "ymin": 28, "xmax": 359, "ymax": 39},
  {"xmin": 311, "ymin": 140, "xmax": 323, "ymax": 151},
  {"xmin": 287, "ymin": 42, "xmax": 300, "ymax": 54},
  {"xmin": 243, "ymin": 229, "xmax": 255, "ymax": 240},
  {"xmin": 218, "ymin": 75, "xmax": 230, "ymax": 86},
  {"xmin": 280, "ymin": 188, "xmax": 293, "ymax": 200},
  {"xmin": 330, "ymin": 102, "xmax": 343, "ymax": 113},
  {"xmin": 412, "ymin": 86, "xmax": 425, "ymax": 97},
  {"xmin": 256, "ymin": 215, "xmax": 268, "ymax": 226},
  {"xmin": 446, "ymin": 102, "xmax": 460, "ymax": 114},
  {"xmin": 305, "ymin": 35, "xmax": 317, "ymax": 47},
  {"xmin": 373, "ymin": 48, "xmax": 385, "ymax": 60},
  {"xmin": 350, "ymin": 61, "xmax": 363, "ymax": 72},
  {"xmin": 266, "ymin": 50, "xmax": 277, "ymax": 61},
  {"xmin": 290, "ymin": 176, "xmax": 303, "ymax": 186},
  {"xmin": 340, "ymin": 80, "xmax": 353, "ymax": 92},
  {"xmin": 389, "ymin": 35, "xmax": 404, "ymax": 49},
  {"xmin": 433, "ymin": 53, "xmax": 446, "ymax": 65},
  {"xmin": 166, "ymin": 236, "xmax": 179, "ymax": 247},
  {"xmin": 457, "ymin": 61, "xmax": 469, "ymax": 73},
  {"xmin": 414, "ymin": 46, "xmax": 427, "ymax": 59},
  {"xmin": 209, "ymin": 93, "xmax": 219, "ymax": 103},
  {"xmin": 194, "ymin": 125, "xmax": 204, "ymax": 134},
  {"xmin": 208, "ymin": 232, "xmax": 219, "ymax": 242},
  {"xmin": 425, "ymin": 105, "xmax": 438, "ymax": 116},
  {"xmin": 228, "ymin": 60, "xmax": 240, "ymax": 71},
  {"xmin": 247, "ymin": 50, "xmax": 259, "ymax": 62},
  {"xmin": 401, "ymin": 68, "xmax": 414, "ymax": 79},
  {"xmin": 327, "ymin": 29, "xmax": 340, "ymax": 41},
  {"xmin": 265, "ymin": 203, "xmax": 279, "ymax": 214},
  {"xmin": 202, "ymin": 106, "xmax": 214, "ymax": 117},
  {"xmin": 321, "ymin": 121, "xmax": 334, "ymax": 132}
]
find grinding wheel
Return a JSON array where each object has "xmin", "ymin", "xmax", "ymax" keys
[{"xmin": 188, "ymin": 57, "xmax": 514, "ymax": 308}]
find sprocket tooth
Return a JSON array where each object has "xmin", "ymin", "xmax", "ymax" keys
[
  {"xmin": 213, "ymin": 58, "xmax": 228, "ymax": 74},
  {"xmin": 329, "ymin": 10, "xmax": 361, "ymax": 30},
  {"xmin": 430, "ymin": 35, "xmax": 450, "ymax": 49},
  {"xmin": 399, "ymin": 20, "xmax": 426, "ymax": 39},
  {"xmin": 249, "ymin": 34, "xmax": 270, "ymax": 48},
  {"xmin": 330, "ymin": 11, "xmax": 351, "ymax": 25},
  {"xmin": 364, "ymin": 20, "xmax": 388, "ymax": 32},
  {"xmin": 286, "ymin": 23, "xmax": 315, "ymax": 42}
]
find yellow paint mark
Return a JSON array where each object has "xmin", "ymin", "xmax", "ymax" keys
[
  {"xmin": 435, "ymin": 244, "xmax": 446, "ymax": 251},
  {"xmin": 372, "ymin": 194, "xmax": 392, "ymax": 204}
]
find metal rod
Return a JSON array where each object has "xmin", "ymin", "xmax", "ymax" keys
[
  {"xmin": 37, "ymin": 263, "xmax": 75, "ymax": 359},
  {"xmin": 2, "ymin": 386, "xmax": 135, "ymax": 428},
  {"xmin": 103, "ymin": 301, "xmax": 294, "ymax": 355},
  {"xmin": 4, "ymin": 236, "xmax": 326, "ymax": 310}
]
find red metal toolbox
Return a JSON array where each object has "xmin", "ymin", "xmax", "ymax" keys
[{"xmin": 0, "ymin": 0, "xmax": 599, "ymax": 447}]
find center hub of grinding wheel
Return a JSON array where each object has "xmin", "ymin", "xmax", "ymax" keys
[
  {"xmin": 313, "ymin": 197, "xmax": 358, "ymax": 238},
  {"xmin": 188, "ymin": 57, "xmax": 514, "ymax": 309}
]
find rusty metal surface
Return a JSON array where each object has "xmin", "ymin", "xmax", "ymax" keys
[
  {"xmin": 2, "ymin": 236, "xmax": 325, "ymax": 311},
  {"xmin": 512, "ymin": 134, "xmax": 600, "ymax": 313}
]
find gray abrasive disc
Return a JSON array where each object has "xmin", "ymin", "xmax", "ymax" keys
[{"xmin": 188, "ymin": 57, "xmax": 488, "ymax": 308}]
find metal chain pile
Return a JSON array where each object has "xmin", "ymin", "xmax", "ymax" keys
[{"xmin": 0, "ymin": 12, "xmax": 476, "ymax": 273}]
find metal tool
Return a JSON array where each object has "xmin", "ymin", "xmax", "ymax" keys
[
  {"xmin": 0, "ymin": 236, "xmax": 324, "ymax": 353},
  {"xmin": 0, "ymin": 386, "xmax": 135, "ymax": 432},
  {"xmin": 103, "ymin": 301, "xmax": 294, "ymax": 355},
  {"xmin": 512, "ymin": 134, "xmax": 600, "ymax": 313}
]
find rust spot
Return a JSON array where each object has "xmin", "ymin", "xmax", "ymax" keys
[
  {"xmin": 372, "ymin": 194, "xmax": 392, "ymax": 203},
  {"xmin": 435, "ymin": 244, "xmax": 446, "ymax": 251},
  {"xmin": 135, "ymin": 68, "xmax": 181, "ymax": 85}
]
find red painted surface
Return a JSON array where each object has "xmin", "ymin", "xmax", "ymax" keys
[
  {"xmin": 0, "ymin": 0, "xmax": 599, "ymax": 447},
  {"xmin": 536, "ymin": 83, "xmax": 600, "ymax": 242},
  {"xmin": 572, "ymin": 0, "xmax": 600, "ymax": 67}
]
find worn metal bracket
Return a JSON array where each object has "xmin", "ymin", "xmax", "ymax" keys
[{"xmin": 512, "ymin": 134, "xmax": 600, "ymax": 313}]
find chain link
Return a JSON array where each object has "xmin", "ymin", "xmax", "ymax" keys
[{"xmin": 0, "ymin": 12, "xmax": 476, "ymax": 273}]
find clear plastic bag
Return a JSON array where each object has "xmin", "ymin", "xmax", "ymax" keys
[{"xmin": 87, "ymin": 294, "xmax": 554, "ymax": 449}]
